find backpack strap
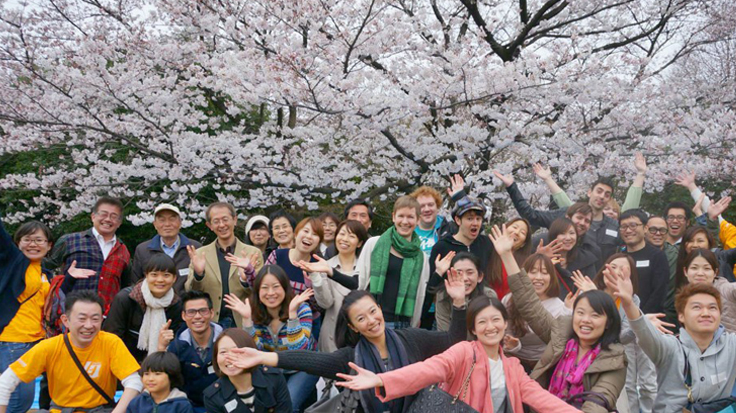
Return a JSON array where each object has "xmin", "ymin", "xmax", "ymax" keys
[{"xmin": 63, "ymin": 333, "xmax": 115, "ymax": 406}]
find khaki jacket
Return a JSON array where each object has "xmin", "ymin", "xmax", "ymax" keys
[
  {"xmin": 508, "ymin": 270, "xmax": 627, "ymax": 413},
  {"xmin": 185, "ymin": 238, "xmax": 264, "ymax": 327}
]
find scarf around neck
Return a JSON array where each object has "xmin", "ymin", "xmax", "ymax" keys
[
  {"xmin": 137, "ymin": 281, "xmax": 174, "ymax": 354},
  {"xmin": 355, "ymin": 328, "xmax": 411, "ymax": 413},
  {"xmin": 548, "ymin": 338, "xmax": 601, "ymax": 400},
  {"xmin": 369, "ymin": 226, "xmax": 423, "ymax": 318}
]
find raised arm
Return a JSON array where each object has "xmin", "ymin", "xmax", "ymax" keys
[
  {"xmin": 227, "ymin": 346, "xmax": 354, "ymax": 380},
  {"xmin": 533, "ymin": 163, "xmax": 572, "ymax": 208},
  {"xmin": 498, "ymin": 171, "xmax": 563, "ymax": 229},
  {"xmin": 491, "ymin": 224, "xmax": 555, "ymax": 342}
]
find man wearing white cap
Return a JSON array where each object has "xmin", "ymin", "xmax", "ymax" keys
[{"xmin": 129, "ymin": 204, "xmax": 202, "ymax": 295}]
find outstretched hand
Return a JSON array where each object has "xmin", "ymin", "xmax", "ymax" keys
[
  {"xmin": 157, "ymin": 320, "xmax": 174, "ymax": 352},
  {"xmin": 434, "ymin": 251, "xmax": 456, "ymax": 276},
  {"xmin": 607, "ymin": 267, "xmax": 634, "ymax": 305},
  {"xmin": 644, "ymin": 313, "xmax": 676, "ymax": 335},
  {"xmin": 674, "ymin": 170, "xmax": 696, "ymax": 190},
  {"xmin": 493, "ymin": 170, "xmax": 514, "ymax": 188},
  {"xmin": 536, "ymin": 238, "xmax": 563, "ymax": 261},
  {"xmin": 225, "ymin": 251, "xmax": 260, "ymax": 270},
  {"xmin": 224, "ymin": 294, "xmax": 251, "ymax": 322},
  {"xmin": 489, "ymin": 224, "xmax": 514, "ymax": 255},
  {"xmin": 708, "ymin": 196, "xmax": 732, "ymax": 221},
  {"xmin": 187, "ymin": 245, "xmax": 206, "ymax": 275},
  {"xmin": 693, "ymin": 193, "xmax": 705, "ymax": 217},
  {"xmin": 68, "ymin": 260, "xmax": 96, "ymax": 279},
  {"xmin": 289, "ymin": 289, "xmax": 314, "ymax": 317},
  {"xmin": 294, "ymin": 255, "xmax": 333, "ymax": 276},
  {"xmin": 448, "ymin": 174, "xmax": 466, "ymax": 197},
  {"xmin": 226, "ymin": 347, "xmax": 264, "ymax": 370},
  {"xmin": 634, "ymin": 152, "xmax": 647, "ymax": 174},
  {"xmin": 532, "ymin": 163, "xmax": 552, "ymax": 181},
  {"xmin": 335, "ymin": 362, "xmax": 384, "ymax": 391},
  {"xmin": 445, "ymin": 268, "xmax": 467, "ymax": 307},
  {"xmin": 571, "ymin": 270, "xmax": 596, "ymax": 292}
]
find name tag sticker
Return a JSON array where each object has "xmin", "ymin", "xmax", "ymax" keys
[
  {"xmin": 179, "ymin": 268, "xmax": 189, "ymax": 277},
  {"xmin": 225, "ymin": 400, "xmax": 238, "ymax": 412},
  {"xmin": 636, "ymin": 260, "xmax": 650, "ymax": 268},
  {"xmin": 606, "ymin": 229, "xmax": 618, "ymax": 237},
  {"xmin": 208, "ymin": 365, "xmax": 215, "ymax": 375}
]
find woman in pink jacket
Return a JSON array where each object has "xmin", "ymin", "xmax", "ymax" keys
[{"xmin": 336, "ymin": 292, "xmax": 581, "ymax": 413}]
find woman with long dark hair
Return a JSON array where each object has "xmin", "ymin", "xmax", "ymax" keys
[
  {"xmin": 486, "ymin": 218, "xmax": 532, "ymax": 298},
  {"xmin": 492, "ymin": 224, "xmax": 626, "ymax": 411},
  {"xmin": 222, "ymin": 276, "xmax": 469, "ymax": 413}
]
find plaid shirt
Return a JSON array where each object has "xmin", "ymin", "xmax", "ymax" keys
[{"xmin": 50, "ymin": 229, "xmax": 130, "ymax": 315}]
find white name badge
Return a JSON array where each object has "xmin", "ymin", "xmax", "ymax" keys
[
  {"xmin": 605, "ymin": 229, "xmax": 619, "ymax": 237},
  {"xmin": 207, "ymin": 365, "xmax": 215, "ymax": 375},
  {"xmin": 225, "ymin": 399, "xmax": 238, "ymax": 412},
  {"xmin": 636, "ymin": 260, "xmax": 650, "ymax": 268},
  {"xmin": 179, "ymin": 268, "xmax": 190, "ymax": 277}
]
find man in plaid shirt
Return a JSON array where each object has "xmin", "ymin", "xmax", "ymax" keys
[{"xmin": 45, "ymin": 197, "xmax": 131, "ymax": 316}]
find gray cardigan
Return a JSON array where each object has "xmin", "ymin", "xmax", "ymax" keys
[{"xmin": 630, "ymin": 314, "xmax": 736, "ymax": 411}]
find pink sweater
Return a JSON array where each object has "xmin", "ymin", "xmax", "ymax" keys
[{"xmin": 377, "ymin": 340, "xmax": 581, "ymax": 413}]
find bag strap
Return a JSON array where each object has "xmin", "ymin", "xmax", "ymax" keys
[
  {"xmin": 676, "ymin": 335, "xmax": 694, "ymax": 404},
  {"xmin": 453, "ymin": 347, "xmax": 477, "ymax": 403},
  {"xmin": 63, "ymin": 333, "xmax": 115, "ymax": 406}
]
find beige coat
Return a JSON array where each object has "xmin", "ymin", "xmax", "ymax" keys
[
  {"xmin": 508, "ymin": 270, "xmax": 627, "ymax": 413},
  {"xmin": 185, "ymin": 238, "xmax": 264, "ymax": 327},
  {"xmin": 311, "ymin": 255, "xmax": 355, "ymax": 352}
]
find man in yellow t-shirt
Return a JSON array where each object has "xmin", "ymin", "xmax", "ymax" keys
[{"xmin": 0, "ymin": 291, "xmax": 142, "ymax": 413}]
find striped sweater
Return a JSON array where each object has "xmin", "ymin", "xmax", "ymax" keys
[{"xmin": 246, "ymin": 302, "xmax": 316, "ymax": 352}]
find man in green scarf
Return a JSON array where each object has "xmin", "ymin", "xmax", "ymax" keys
[{"xmin": 356, "ymin": 196, "xmax": 430, "ymax": 329}]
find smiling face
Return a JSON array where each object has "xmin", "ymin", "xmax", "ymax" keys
[
  {"xmin": 321, "ymin": 218, "xmax": 338, "ymax": 243},
  {"xmin": 527, "ymin": 259, "xmax": 551, "ymax": 299},
  {"xmin": 392, "ymin": 207, "xmax": 418, "ymax": 239},
  {"xmin": 258, "ymin": 274, "xmax": 286, "ymax": 310},
  {"xmin": 452, "ymin": 259, "xmax": 483, "ymax": 295},
  {"xmin": 572, "ymin": 297, "xmax": 607, "ymax": 348},
  {"xmin": 335, "ymin": 225, "xmax": 362, "ymax": 255},
  {"xmin": 62, "ymin": 301, "xmax": 103, "ymax": 348},
  {"xmin": 569, "ymin": 211, "xmax": 593, "ymax": 236},
  {"xmin": 347, "ymin": 296, "xmax": 385, "ymax": 341},
  {"xmin": 666, "ymin": 207, "xmax": 688, "ymax": 239},
  {"xmin": 142, "ymin": 371, "xmax": 171, "ymax": 396},
  {"xmin": 146, "ymin": 270, "xmax": 176, "ymax": 298},
  {"xmin": 295, "ymin": 222, "xmax": 321, "ymax": 254},
  {"xmin": 416, "ymin": 195, "xmax": 439, "ymax": 228},
  {"xmin": 685, "ymin": 256, "xmax": 716, "ymax": 285},
  {"xmin": 206, "ymin": 206, "xmax": 236, "ymax": 243},
  {"xmin": 685, "ymin": 232, "xmax": 711, "ymax": 254},
  {"xmin": 472, "ymin": 305, "xmax": 507, "ymax": 348},
  {"xmin": 678, "ymin": 293, "xmax": 721, "ymax": 336},
  {"xmin": 17, "ymin": 229, "xmax": 52, "ymax": 262},
  {"xmin": 645, "ymin": 217, "xmax": 668, "ymax": 247},
  {"xmin": 347, "ymin": 205, "xmax": 372, "ymax": 230},
  {"xmin": 455, "ymin": 211, "xmax": 483, "ymax": 242},
  {"xmin": 556, "ymin": 225, "xmax": 578, "ymax": 251},
  {"xmin": 248, "ymin": 223, "xmax": 270, "ymax": 248},
  {"xmin": 271, "ymin": 217, "xmax": 294, "ymax": 248},
  {"xmin": 216, "ymin": 336, "xmax": 245, "ymax": 377},
  {"xmin": 587, "ymin": 184, "xmax": 613, "ymax": 212},
  {"xmin": 603, "ymin": 257, "xmax": 631, "ymax": 290},
  {"xmin": 602, "ymin": 204, "xmax": 619, "ymax": 220},
  {"xmin": 620, "ymin": 216, "xmax": 645, "ymax": 247},
  {"xmin": 153, "ymin": 210, "xmax": 181, "ymax": 240},
  {"xmin": 182, "ymin": 298, "xmax": 213, "ymax": 335},
  {"xmin": 506, "ymin": 220, "xmax": 529, "ymax": 251},
  {"xmin": 91, "ymin": 203, "xmax": 123, "ymax": 239}
]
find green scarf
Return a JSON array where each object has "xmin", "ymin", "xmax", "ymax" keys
[{"xmin": 369, "ymin": 226, "xmax": 423, "ymax": 318}]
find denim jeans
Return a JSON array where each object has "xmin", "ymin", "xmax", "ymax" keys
[
  {"xmin": 285, "ymin": 370, "xmax": 319, "ymax": 413},
  {"xmin": 0, "ymin": 341, "xmax": 37, "ymax": 413}
]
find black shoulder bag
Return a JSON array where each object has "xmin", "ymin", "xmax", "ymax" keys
[
  {"xmin": 63, "ymin": 334, "xmax": 116, "ymax": 408},
  {"xmin": 405, "ymin": 347, "xmax": 479, "ymax": 413}
]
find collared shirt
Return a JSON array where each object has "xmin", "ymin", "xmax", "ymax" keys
[
  {"xmin": 91, "ymin": 227, "xmax": 117, "ymax": 260},
  {"xmin": 161, "ymin": 235, "xmax": 181, "ymax": 258},
  {"xmin": 189, "ymin": 327, "xmax": 215, "ymax": 362}
]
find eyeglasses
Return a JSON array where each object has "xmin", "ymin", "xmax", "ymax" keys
[
  {"xmin": 210, "ymin": 217, "xmax": 232, "ymax": 226},
  {"xmin": 184, "ymin": 308, "xmax": 211, "ymax": 317},
  {"xmin": 666, "ymin": 215, "xmax": 687, "ymax": 222},
  {"xmin": 620, "ymin": 223, "xmax": 643, "ymax": 232},
  {"xmin": 94, "ymin": 212, "xmax": 121, "ymax": 221},
  {"xmin": 648, "ymin": 227, "xmax": 668, "ymax": 235},
  {"xmin": 19, "ymin": 238, "xmax": 49, "ymax": 246}
]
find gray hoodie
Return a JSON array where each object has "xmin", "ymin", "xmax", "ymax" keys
[{"xmin": 630, "ymin": 314, "xmax": 736, "ymax": 411}]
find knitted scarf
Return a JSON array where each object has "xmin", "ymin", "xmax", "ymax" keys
[
  {"xmin": 369, "ymin": 226, "xmax": 423, "ymax": 318},
  {"xmin": 137, "ymin": 281, "xmax": 174, "ymax": 354},
  {"xmin": 355, "ymin": 328, "xmax": 411, "ymax": 413},
  {"xmin": 548, "ymin": 339, "xmax": 601, "ymax": 400}
]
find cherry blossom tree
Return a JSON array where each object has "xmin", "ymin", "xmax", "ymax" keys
[{"xmin": 0, "ymin": 0, "xmax": 733, "ymax": 224}]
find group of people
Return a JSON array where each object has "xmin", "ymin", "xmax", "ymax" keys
[{"xmin": 1, "ymin": 153, "xmax": 735, "ymax": 413}]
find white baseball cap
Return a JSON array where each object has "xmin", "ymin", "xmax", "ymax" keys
[{"xmin": 154, "ymin": 203, "xmax": 182, "ymax": 217}]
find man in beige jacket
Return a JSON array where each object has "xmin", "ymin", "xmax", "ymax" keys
[{"xmin": 185, "ymin": 202, "xmax": 263, "ymax": 328}]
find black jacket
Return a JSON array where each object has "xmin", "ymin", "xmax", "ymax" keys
[
  {"xmin": 103, "ymin": 284, "xmax": 183, "ymax": 362},
  {"xmin": 167, "ymin": 323, "xmax": 223, "ymax": 407},
  {"xmin": 427, "ymin": 234, "xmax": 494, "ymax": 292},
  {"xmin": 203, "ymin": 366, "xmax": 291, "ymax": 413},
  {"xmin": 506, "ymin": 182, "xmax": 620, "ymax": 267},
  {"xmin": 129, "ymin": 234, "xmax": 201, "ymax": 293}
]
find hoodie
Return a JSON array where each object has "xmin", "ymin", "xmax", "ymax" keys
[{"xmin": 126, "ymin": 388, "xmax": 194, "ymax": 413}]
